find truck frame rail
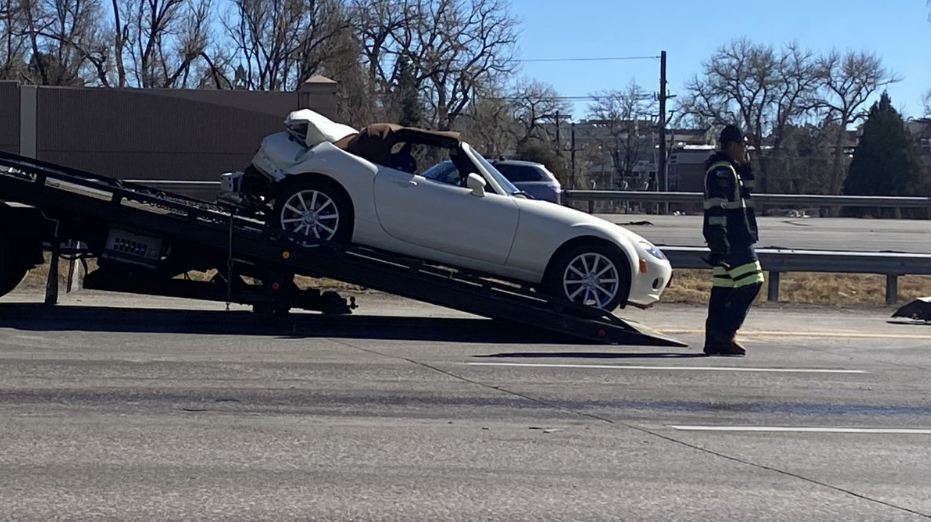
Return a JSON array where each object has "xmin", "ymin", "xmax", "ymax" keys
[{"xmin": 0, "ymin": 150, "xmax": 685, "ymax": 347}]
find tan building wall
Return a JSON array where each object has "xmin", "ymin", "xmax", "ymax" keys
[{"xmin": 1, "ymin": 79, "xmax": 338, "ymax": 198}]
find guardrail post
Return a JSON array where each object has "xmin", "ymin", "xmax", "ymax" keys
[
  {"xmin": 767, "ymin": 271, "xmax": 780, "ymax": 302},
  {"xmin": 588, "ymin": 200, "xmax": 594, "ymax": 214},
  {"xmin": 885, "ymin": 275, "xmax": 898, "ymax": 305}
]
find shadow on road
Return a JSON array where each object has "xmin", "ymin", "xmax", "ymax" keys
[
  {"xmin": 0, "ymin": 303, "xmax": 619, "ymax": 345},
  {"xmin": 476, "ymin": 351, "xmax": 706, "ymax": 359}
]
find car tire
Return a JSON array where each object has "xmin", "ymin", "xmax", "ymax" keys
[
  {"xmin": 544, "ymin": 242, "xmax": 631, "ymax": 311},
  {"xmin": 0, "ymin": 232, "xmax": 30, "ymax": 298},
  {"xmin": 272, "ymin": 178, "xmax": 353, "ymax": 243}
]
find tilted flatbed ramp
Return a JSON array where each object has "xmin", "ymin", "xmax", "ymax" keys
[{"xmin": 0, "ymin": 150, "xmax": 685, "ymax": 347}]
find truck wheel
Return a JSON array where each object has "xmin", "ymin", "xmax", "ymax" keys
[
  {"xmin": 544, "ymin": 242, "xmax": 630, "ymax": 311},
  {"xmin": 0, "ymin": 234, "xmax": 29, "ymax": 298},
  {"xmin": 272, "ymin": 178, "xmax": 353, "ymax": 242}
]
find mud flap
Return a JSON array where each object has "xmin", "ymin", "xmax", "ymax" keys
[{"xmin": 890, "ymin": 297, "xmax": 931, "ymax": 323}]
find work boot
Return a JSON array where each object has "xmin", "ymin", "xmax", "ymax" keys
[
  {"xmin": 705, "ymin": 340, "xmax": 746, "ymax": 357},
  {"xmin": 703, "ymin": 332, "xmax": 746, "ymax": 357}
]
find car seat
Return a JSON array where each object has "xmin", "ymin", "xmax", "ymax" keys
[{"xmin": 389, "ymin": 143, "xmax": 417, "ymax": 173}]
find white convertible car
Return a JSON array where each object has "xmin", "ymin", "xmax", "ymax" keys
[{"xmin": 220, "ymin": 110, "xmax": 672, "ymax": 311}]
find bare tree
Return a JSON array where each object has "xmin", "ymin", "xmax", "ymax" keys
[
  {"xmin": 771, "ymin": 43, "xmax": 820, "ymax": 151},
  {"xmin": 308, "ymin": 4, "xmax": 375, "ymax": 125},
  {"xmin": 10, "ymin": 0, "xmax": 112, "ymax": 85},
  {"xmin": 116, "ymin": 0, "xmax": 213, "ymax": 88},
  {"xmin": 680, "ymin": 38, "xmax": 823, "ymax": 191},
  {"xmin": 679, "ymin": 38, "xmax": 778, "ymax": 185},
  {"xmin": 586, "ymin": 79, "xmax": 657, "ymax": 188},
  {"xmin": 419, "ymin": 0, "xmax": 518, "ymax": 130},
  {"xmin": 507, "ymin": 78, "xmax": 569, "ymax": 145},
  {"xmin": 1, "ymin": 0, "xmax": 32, "ymax": 79},
  {"xmin": 222, "ymin": 0, "xmax": 347, "ymax": 91},
  {"xmin": 459, "ymin": 90, "xmax": 515, "ymax": 158},
  {"xmin": 352, "ymin": 0, "xmax": 415, "ymax": 93},
  {"xmin": 354, "ymin": 0, "xmax": 519, "ymax": 130},
  {"xmin": 295, "ymin": 0, "xmax": 353, "ymax": 88},
  {"xmin": 816, "ymin": 49, "xmax": 900, "ymax": 194}
]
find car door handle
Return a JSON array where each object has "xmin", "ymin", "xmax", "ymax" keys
[{"xmin": 391, "ymin": 178, "xmax": 417, "ymax": 187}]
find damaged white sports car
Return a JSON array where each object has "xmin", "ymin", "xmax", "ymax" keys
[{"xmin": 220, "ymin": 110, "xmax": 671, "ymax": 311}]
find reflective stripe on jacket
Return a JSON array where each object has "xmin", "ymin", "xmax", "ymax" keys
[{"xmin": 702, "ymin": 153, "xmax": 759, "ymax": 248}]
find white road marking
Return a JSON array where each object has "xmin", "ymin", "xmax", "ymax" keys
[
  {"xmin": 670, "ymin": 426, "xmax": 931, "ymax": 435},
  {"xmin": 467, "ymin": 362, "xmax": 866, "ymax": 374},
  {"xmin": 659, "ymin": 329, "xmax": 930, "ymax": 340}
]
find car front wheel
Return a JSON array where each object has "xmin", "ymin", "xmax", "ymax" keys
[
  {"xmin": 272, "ymin": 178, "xmax": 352, "ymax": 242},
  {"xmin": 544, "ymin": 243, "xmax": 630, "ymax": 311}
]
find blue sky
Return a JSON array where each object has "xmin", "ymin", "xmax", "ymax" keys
[{"xmin": 507, "ymin": 0, "xmax": 930, "ymax": 121}]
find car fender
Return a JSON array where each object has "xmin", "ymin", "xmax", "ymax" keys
[
  {"xmin": 270, "ymin": 142, "xmax": 382, "ymax": 235},
  {"xmin": 506, "ymin": 200, "xmax": 645, "ymax": 282}
]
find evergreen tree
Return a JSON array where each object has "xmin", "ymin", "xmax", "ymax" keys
[
  {"xmin": 844, "ymin": 93, "xmax": 928, "ymax": 196},
  {"xmin": 393, "ymin": 58, "xmax": 423, "ymax": 128},
  {"xmin": 844, "ymin": 93, "xmax": 929, "ymax": 203}
]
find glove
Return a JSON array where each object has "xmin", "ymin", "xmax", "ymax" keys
[
  {"xmin": 702, "ymin": 252, "xmax": 730, "ymax": 269},
  {"xmin": 702, "ymin": 238, "xmax": 730, "ymax": 268}
]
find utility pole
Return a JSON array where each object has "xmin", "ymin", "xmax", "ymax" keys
[
  {"xmin": 555, "ymin": 111, "xmax": 561, "ymax": 154},
  {"xmin": 658, "ymin": 50, "xmax": 668, "ymax": 214},
  {"xmin": 570, "ymin": 122, "xmax": 576, "ymax": 190}
]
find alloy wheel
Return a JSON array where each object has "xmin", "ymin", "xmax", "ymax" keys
[
  {"xmin": 561, "ymin": 252, "xmax": 620, "ymax": 309},
  {"xmin": 279, "ymin": 189, "xmax": 340, "ymax": 240}
]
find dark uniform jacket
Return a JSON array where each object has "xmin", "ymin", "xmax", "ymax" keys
[{"xmin": 702, "ymin": 151, "xmax": 759, "ymax": 254}]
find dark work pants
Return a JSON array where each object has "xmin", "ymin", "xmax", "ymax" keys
[{"xmin": 706, "ymin": 245, "xmax": 764, "ymax": 340}]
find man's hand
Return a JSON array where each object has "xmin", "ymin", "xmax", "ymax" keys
[{"xmin": 702, "ymin": 252, "xmax": 729, "ymax": 269}]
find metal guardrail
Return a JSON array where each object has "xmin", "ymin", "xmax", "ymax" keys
[
  {"xmin": 130, "ymin": 180, "xmax": 928, "ymax": 305},
  {"xmin": 564, "ymin": 190, "xmax": 931, "ymax": 209},
  {"xmin": 662, "ymin": 246, "xmax": 931, "ymax": 305},
  {"xmin": 138, "ymin": 183, "xmax": 931, "ymax": 210}
]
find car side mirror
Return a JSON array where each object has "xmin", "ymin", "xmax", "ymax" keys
[{"xmin": 467, "ymin": 173, "xmax": 486, "ymax": 197}]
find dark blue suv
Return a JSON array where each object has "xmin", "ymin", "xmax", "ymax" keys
[{"xmin": 489, "ymin": 160, "xmax": 563, "ymax": 204}]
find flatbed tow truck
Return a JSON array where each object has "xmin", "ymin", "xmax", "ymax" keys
[{"xmin": 0, "ymin": 149, "xmax": 685, "ymax": 347}]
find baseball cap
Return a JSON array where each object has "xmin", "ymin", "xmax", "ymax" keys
[{"xmin": 719, "ymin": 125, "xmax": 746, "ymax": 147}]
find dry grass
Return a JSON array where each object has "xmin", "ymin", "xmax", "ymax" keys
[
  {"xmin": 665, "ymin": 269, "xmax": 931, "ymax": 306},
  {"xmin": 19, "ymin": 256, "xmax": 931, "ymax": 306}
]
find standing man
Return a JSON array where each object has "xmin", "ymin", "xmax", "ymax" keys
[{"xmin": 701, "ymin": 125, "xmax": 764, "ymax": 356}]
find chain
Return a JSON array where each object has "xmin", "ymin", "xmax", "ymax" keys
[{"xmin": 225, "ymin": 212, "xmax": 235, "ymax": 312}]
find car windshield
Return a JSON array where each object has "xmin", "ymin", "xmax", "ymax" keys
[{"xmin": 465, "ymin": 144, "xmax": 521, "ymax": 195}]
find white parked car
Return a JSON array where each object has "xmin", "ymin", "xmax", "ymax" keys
[{"xmin": 221, "ymin": 110, "xmax": 671, "ymax": 311}]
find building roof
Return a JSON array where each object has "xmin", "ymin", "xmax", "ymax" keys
[{"xmin": 304, "ymin": 75, "xmax": 337, "ymax": 84}]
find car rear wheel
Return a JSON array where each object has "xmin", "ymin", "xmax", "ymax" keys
[
  {"xmin": 544, "ymin": 243, "xmax": 630, "ymax": 311},
  {"xmin": 272, "ymin": 178, "xmax": 352, "ymax": 243}
]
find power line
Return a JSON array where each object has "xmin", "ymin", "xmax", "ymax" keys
[
  {"xmin": 481, "ymin": 95, "xmax": 657, "ymax": 102},
  {"xmin": 517, "ymin": 56, "xmax": 659, "ymax": 63}
]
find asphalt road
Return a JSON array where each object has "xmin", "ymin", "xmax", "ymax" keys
[
  {"xmin": 2, "ymin": 291, "xmax": 931, "ymax": 521},
  {"xmin": 598, "ymin": 214, "xmax": 931, "ymax": 253}
]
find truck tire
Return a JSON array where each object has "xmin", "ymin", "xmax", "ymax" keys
[{"xmin": 0, "ymin": 232, "xmax": 29, "ymax": 298}]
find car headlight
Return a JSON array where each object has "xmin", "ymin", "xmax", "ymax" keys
[{"xmin": 639, "ymin": 240, "xmax": 666, "ymax": 260}]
